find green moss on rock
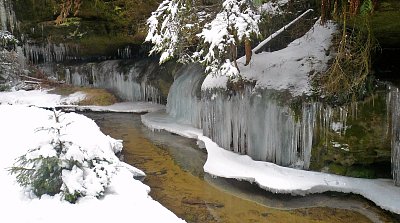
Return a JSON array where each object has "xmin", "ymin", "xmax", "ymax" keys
[
  {"xmin": 371, "ymin": 0, "xmax": 400, "ymax": 47},
  {"xmin": 13, "ymin": 0, "xmax": 162, "ymax": 58}
]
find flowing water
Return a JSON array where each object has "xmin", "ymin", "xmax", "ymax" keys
[{"xmin": 85, "ymin": 112, "xmax": 398, "ymax": 223}]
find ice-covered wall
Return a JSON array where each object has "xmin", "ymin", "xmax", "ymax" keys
[
  {"xmin": 202, "ymin": 88, "xmax": 315, "ymax": 168},
  {"xmin": 166, "ymin": 64, "xmax": 398, "ymax": 179},
  {"xmin": 0, "ymin": 0, "xmax": 17, "ymax": 32},
  {"xmin": 22, "ymin": 42, "xmax": 79, "ymax": 64},
  {"xmin": 390, "ymin": 86, "xmax": 400, "ymax": 186},
  {"xmin": 65, "ymin": 60, "xmax": 163, "ymax": 103},
  {"xmin": 166, "ymin": 64, "xmax": 204, "ymax": 128}
]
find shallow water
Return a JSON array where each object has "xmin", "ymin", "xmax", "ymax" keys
[{"xmin": 85, "ymin": 112, "xmax": 398, "ymax": 223}]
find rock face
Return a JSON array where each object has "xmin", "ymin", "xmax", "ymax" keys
[
  {"xmin": 371, "ymin": 0, "xmax": 400, "ymax": 48},
  {"xmin": 10, "ymin": 0, "xmax": 160, "ymax": 60},
  {"xmin": 0, "ymin": 49, "xmax": 22, "ymax": 90}
]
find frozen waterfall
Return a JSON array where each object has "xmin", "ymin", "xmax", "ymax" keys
[
  {"xmin": 65, "ymin": 60, "xmax": 162, "ymax": 103},
  {"xmin": 166, "ymin": 64, "xmax": 204, "ymax": 128},
  {"xmin": 202, "ymin": 88, "xmax": 315, "ymax": 168}
]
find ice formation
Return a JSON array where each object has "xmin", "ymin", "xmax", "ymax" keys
[
  {"xmin": 65, "ymin": 60, "xmax": 163, "ymax": 103},
  {"xmin": 0, "ymin": 0, "xmax": 17, "ymax": 32},
  {"xmin": 166, "ymin": 60, "xmax": 398, "ymax": 184},
  {"xmin": 390, "ymin": 86, "xmax": 400, "ymax": 186},
  {"xmin": 166, "ymin": 64, "xmax": 204, "ymax": 128},
  {"xmin": 22, "ymin": 42, "xmax": 79, "ymax": 64},
  {"xmin": 202, "ymin": 88, "xmax": 315, "ymax": 168},
  {"xmin": 167, "ymin": 65, "xmax": 316, "ymax": 168}
]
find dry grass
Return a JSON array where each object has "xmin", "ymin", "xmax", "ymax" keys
[
  {"xmin": 49, "ymin": 86, "xmax": 118, "ymax": 106},
  {"xmin": 316, "ymin": 11, "xmax": 376, "ymax": 104}
]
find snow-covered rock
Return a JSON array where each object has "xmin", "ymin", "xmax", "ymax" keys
[{"xmin": 202, "ymin": 20, "xmax": 337, "ymax": 97}]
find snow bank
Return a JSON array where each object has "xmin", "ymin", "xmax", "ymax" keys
[
  {"xmin": 0, "ymin": 89, "xmax": 86, "ymax": 106},
  {"xmin": 142, "ymin": 111, "xmax": 400, "ymax": 215},
  {"xmin": 0, "ymin": 89, "xmax": 165, "ymax": 113},
  {"xmin": 61, "ymin": 102, "xmax": 165, "ymax": 113},
  {"xmin": 202, "ymin": 20, "xmax": 337, "ymax": 97},
  {"xmin": 0, "ymin": 105, "xmax": 185, "ymax": 223}
]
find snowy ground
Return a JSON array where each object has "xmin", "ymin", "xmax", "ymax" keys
[
  {"xmin": 0, "ymin": 89, "xmax": 182, "ymax": 222},
  {"xmin": 142, "ymin": 111, "xmax": 400, "ymax": 215},
  {"xmin": 0, "ymin": 89, "xmax": 165, "ymax": 113},
  {"xmin": 0, "ymin": 105, "xmax": 185, "ymax": 223}
]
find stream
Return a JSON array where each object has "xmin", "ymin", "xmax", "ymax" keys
[{"xmin": 85, "ymin": 112, "xmax": 398, "ymax": 223}]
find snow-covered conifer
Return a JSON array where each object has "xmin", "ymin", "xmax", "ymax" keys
[
  {"xmin": 146, "ymin": 0, "xmax": 260, "ymax": 77},
  {"xmin": 9, "ymin": 110, "xmax": 120, "ymax": 203},
  {"xmin": 196, "ymin": 0, "xmax": 260, "ymax": 77},
  {"xmin": 145, "ymin": 0, "xmax": 199, "ymax": 64}
]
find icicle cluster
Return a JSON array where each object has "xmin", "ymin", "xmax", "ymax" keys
[
  {"xmin": 23, "ymin": 43, "xmax": 79, "ymax": 64},
  {"xmin": 390, "ymin": 86, "xmax": 400, "ymax": 186},
  {"xmin": 202, "ymin": 88, "xmax": 315, "ymax": 168},
  {"xmin": 117, "ymin": 46, "xmax": 133, "ymax": 59},
  {"xmin": 65, "ymin": 60, "xmax": 162, "ymax": 103},
  {"xmin": 166, "ymin": 64, "xmax": 204, "ymax": 128}
]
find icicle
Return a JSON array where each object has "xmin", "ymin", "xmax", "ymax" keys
[
  {"xmin": 22, "ymin": 42, "xmax": 76, "ymax": 64},
  {"xmin": 391, "ymin": 86, "xmax": 400, "ymax": 186},
  {"xmin": 201, "ymin": 87, "xmax": 315, "ymax": 168},
  {"xmin": 0, "ymin": 0, "xmax": 18, "ymax": 32},
  {"xmin": 0, "ymin": 0, "xmax": 7, "ymax": 31}
]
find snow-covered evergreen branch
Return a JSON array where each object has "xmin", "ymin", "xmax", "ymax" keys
[
  {"xmin": 196, "ymin": 0, "xmax": 260, "ymax": 77},
  {"xmin": 146, "ymin": 0, "xmax": 260, "ymax": 77}
]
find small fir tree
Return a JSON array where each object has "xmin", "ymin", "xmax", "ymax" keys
[{"xmin": 9, "ymin": 110, "xmax": 118, "ymax": 203}]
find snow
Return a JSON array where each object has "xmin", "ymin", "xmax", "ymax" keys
[
  {"xmin": 61, "ymin": 102, "xmax": 165, "ymax": 113},
  {"xmin": 0, "ymin": 30, "xmax": 17, "ymax": 42},
  {"xmin": 0, "ymin": 105, "xmax": 185, "ymax": 223},
  {"xmin": 0, "ymin": 89, "xmax": 86, "ymax": 107},
  {"xmin": 145, "ymin": 0, "xmax": 181, "ymax": 64},
  {"xmin": 202, "ymin": 20, "xmax": 337, "ymax": 97},
  {"xmin": 0, "ymin": 89, "xmax": 165, "ymax": 113},
  {"xmin": 261, "ymin": 0, "xmax": 289, "ymax": 16},
  {"xmin": 142, "ymin": 111, "xmax": 400, "ymax": 215}
]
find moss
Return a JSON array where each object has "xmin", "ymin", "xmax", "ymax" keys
[
  {"xmin": 370, "ymin": 11, "xmax": 400, "ymax": 47},
  {"xmin": 365, "ymin": 0, "xmax": 400, "ymax": 47},
  {"xmin": 346, "ymin": 165, "xmax": 376, "ymax": 178},
  {"xmin": 328, "ymin": 163, "xmax": 348, "ymax": 175},
  {"xmin": 309, "ymin": 87, "xmax": 393, "ymax": 178},
  {"xmin": 75, "ymin": 34, "xmax": 136, "ymax": 57},
  {"xmin": 13, "ymin": 0, "xmax": 162, "ymax": 58}
]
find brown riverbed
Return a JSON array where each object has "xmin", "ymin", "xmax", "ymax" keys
[{"xmin": 86, "ymin": 112, "xmax": 397, "ymax": 223}]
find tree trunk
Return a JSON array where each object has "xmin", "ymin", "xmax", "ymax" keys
[
  {"xmin": 244, "ymin": 39, "xmax": 252, "ymax": 66},
  {"xmin": 230, "ymin": 43, "xmax": 239, "ymax": 72}
]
